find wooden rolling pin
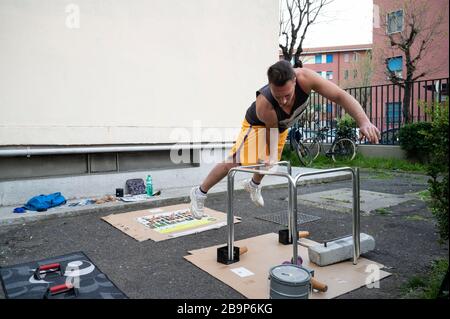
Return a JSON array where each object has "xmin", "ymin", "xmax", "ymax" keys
[
  {"xmin": 297, "ymin": 232, "xmax": 328, "ymax": 292},
  {"xmin": 239, "ymin": 246, "xmax": 248, "ymax": 255},
  {"xmin": 311, "ymin": 277, "xmax": 328, "ymax": 292},
  {"xmin": 298, "ymin": 231, "xmax": 310, "ymax": 238}
]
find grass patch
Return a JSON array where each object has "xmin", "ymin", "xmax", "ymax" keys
[
  {"xmin": 370, "ymin": 171, "xmax": 394, "ymax": 180},
  {"xmin": 281, "ymin": 146, "xmax": 427, "ymax": 173},
  {"xmin": 375, "ymin": 208, "xmax": 391, "ymax": 215},
  {"xmin": 402, "ymin": 259, "xmax": 449, "ymax": 299},
  {"xmin": 405, "ymin": 215, "xmax": 430, "ymax": 222},
  {"xmin": 319, "ymin": 196, "xmax": 351, "ymax": 203},
  {"xmin": 281, "ymin": 146, "xmax": 302, "ymax": 167},
  {"xmin": 415, "ymin": 189, "xmax": 432, "ymax": 202}
]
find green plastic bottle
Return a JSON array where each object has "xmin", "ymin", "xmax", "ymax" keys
[{"xmin": 146, "ymin": 175, "xmax": 153, "ymax": 196}]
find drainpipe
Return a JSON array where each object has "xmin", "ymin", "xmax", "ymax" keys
[{"xmin": 0, "ymin": 143, "xmax": 234, "ymax": 157}]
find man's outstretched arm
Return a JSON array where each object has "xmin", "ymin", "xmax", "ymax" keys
[{"xmin": 301, "ymin": 69, "xmax": 381, "ymax": 144}]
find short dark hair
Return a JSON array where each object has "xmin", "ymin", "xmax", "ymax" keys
[{"xmin": 267, "ymin": 60, "xmax": 295, "ymax": 86}]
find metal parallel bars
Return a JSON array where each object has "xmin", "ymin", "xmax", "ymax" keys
[{"xmin": 225, "ymin": 162, "xmax": 361, "ymax": 265}]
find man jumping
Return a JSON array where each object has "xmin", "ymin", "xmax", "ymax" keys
[{"xmin": 189, "ymin": 60, "xmax": 380, "ymax": 219}]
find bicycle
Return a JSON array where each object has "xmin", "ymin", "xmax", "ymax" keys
[{"xmin": 289, "ymin": 124, "xmax": 357, "ymax": 166}]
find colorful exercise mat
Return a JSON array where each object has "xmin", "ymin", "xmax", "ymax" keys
[{"xmin": 0, "ymin": 251, "xmax": 127, "ymax": 299}]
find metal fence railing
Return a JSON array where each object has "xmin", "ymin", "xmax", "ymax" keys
[{"xmin": 295, "ymin": 77, "xmax": 449, "ymax": 145}]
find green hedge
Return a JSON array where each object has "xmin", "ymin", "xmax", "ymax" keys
[
  {"xmin": 423, "ymin": 100, "xmax": 449, "ymax": 242},
  {"xmin": 398, "ymin": 122, "xmax": 433, "ymax": 162}
]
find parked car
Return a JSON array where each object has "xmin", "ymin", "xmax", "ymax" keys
[{"xmin": 380, "ymin": 128, "xmax": 400, "ymax": 145}]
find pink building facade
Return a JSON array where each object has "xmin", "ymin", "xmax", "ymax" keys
[
  {"xmin": 372, "ymin": 0, "xmax": 449, "ymax": 85},
  {"xmin": 299, "ymin": 44, "xmax": 372, "ymax": 88},
  {"xmin": 371, "ymin": 0, "xmax": 449, "ymax": 134}
]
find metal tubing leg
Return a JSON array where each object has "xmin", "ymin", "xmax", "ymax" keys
[
  {"xmin": 287, "ymin": 164, "xmax": 293, "ymax": 243},
  {"xmin": 352, "ymin": 167, "xmax": 361, "ymax": 264},
  {"xmin": 225, "ymin": 161, "xmax": 295, "ymax": 263},
  {"xmin": 293, "ymin": 167, "xmax": 361, "ymax": 265},
  {"xmin": 292, "ymin": 183, "xmax": 299, "ymax": 263},
  {"xmin": 227, "ymin": 170, "xmax": 237, "ymax": 261}
]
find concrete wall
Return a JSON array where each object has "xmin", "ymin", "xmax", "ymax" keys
[
  {"xmin": 0, "ymin": 146, "xmax": 233, "ymax": 206},
  {"xmin": 319, "ymin": 143, "xmax": 406, "ymax": 159},
  {"xmin": 0, "ymin": 150, "xmax": 198, "ymax": 180},
  {"xmin": 357, "ymin": 144, "xmax": 406, "ymax": 159},
  {"xmin": 0, "ymin": 0, "xmax": 279, "ymax": 146}
]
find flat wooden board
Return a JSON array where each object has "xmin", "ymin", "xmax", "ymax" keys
[
  {"xmin": 184, "ymin": 233, "xmax": 391, "ymax": 299},
  {"xmin": 102, "ymin": 204, "xmax": 240, "ymax": 242}
]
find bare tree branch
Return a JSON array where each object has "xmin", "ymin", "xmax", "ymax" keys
[
  {"xmin": 279, "ymin": 0, "xmax": 333, "ymax": 66},
  {"xmin": 376, "ymin": 0, "xmax": 448, "ymax": 122},
  {"xmin": 379, "ymin": 0, "xmax": 447, "ymax": 83}
]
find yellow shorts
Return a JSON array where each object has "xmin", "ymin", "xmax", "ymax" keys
[{"xmin": 228, "ymin": 119, "xmax": 288, "ymax": 166}]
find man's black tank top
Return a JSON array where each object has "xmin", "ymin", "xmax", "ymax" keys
[{"xmin": 245, "ymin": 82, "xmax": 310, "ymax": 133}]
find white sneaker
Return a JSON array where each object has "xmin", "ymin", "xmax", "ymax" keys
[
  {"xmin": 189, "ymin": 186, "xmax": 207, "ymax": 219},
  {"xmin": 243, "ymin": 179, "xmax": 264, "ymax": 207}
]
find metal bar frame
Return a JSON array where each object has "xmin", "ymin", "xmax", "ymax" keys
[{"xmin": 225, "ymin": 162, "xmax": 361, "ymax": 265}]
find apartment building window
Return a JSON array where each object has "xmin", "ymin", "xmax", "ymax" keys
[
  {"xmin": 386, "ymin": 102, "xmax": 402, "ymax": 124},
  {"xmin": 387, "ymin": 10, "xmax": 404, "ymax": 34},
  {"xmin": 387, "ymin": 56, "xmax": 403, "ymax": 78},
  {"xmin": 302, "ymin": 55, "xmax": 315, "ymax": 65},
  {"xmin": 326, "ymin": 54, "xmax": 333, "ymax": 63},
  {"xmin": 326, "ymin": 104, "xmax": 333, "ymax": 113},
  {"xmin": 353, "ymin": 69, "xmax": 358, "ymax": 78},
  {"xmin": 353, "ymin": 52, "xmax": 359, "ymax": 61},
  {"xmin": 326, "ymin": 71, "xmax": 333, "ymax": 80},
  {"xmin": 344, "ymin": 70, "xmax": 349, "ymax": 80},
  {"xmin": 315, "ymin": 55, "xmax": 322, "ymax": 64},
  {"xmin": 344, "ymin": 53, "xmax": 350, "ymax": 62}
]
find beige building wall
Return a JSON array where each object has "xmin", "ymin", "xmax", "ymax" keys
[{"xmin": 0, "ymin": 0, "xmax": 278, "ymax": 145}]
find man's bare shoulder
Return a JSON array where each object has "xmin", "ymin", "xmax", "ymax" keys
[
  {"xmin": 294, "ymin": 68, "xmax": 314, "ymax": 93},
  {"xmin": 256, "ymin": 93, "xmax": 273, "ymax": 109},
  {"xmin": 294, "ymin": 67, "xmax": 315, "ymax": 77},
  {"xmin": 256, "ymin": 94, "xmax": 277, "ymax": 125}
]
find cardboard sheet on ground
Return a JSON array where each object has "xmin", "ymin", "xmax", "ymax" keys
[
  {"xmin": 102, "ymin": 204, "xmax": 240, "ymax": 242},
  {"xmin": 184, "ymin": 233, "xmax": 391, "ymax": 299}
]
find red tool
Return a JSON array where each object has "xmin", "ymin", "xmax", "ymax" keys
[
  {"xmin": 33, "ymin": 263, "xmax": 63, "ymax": 280},
  {"xmin": 44, "ymin": 283, "xmax": 78, "ymax": 299}
]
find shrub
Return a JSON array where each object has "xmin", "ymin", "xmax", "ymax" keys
[
  {"xmin": 398, "ymin": 122, "xmax": 433, "ymax": 162},
  {"xmin": 335, "ymin": 114, "xmax": 357, "ymax": 140},
  {"xmin": 422, "ymin": 100, "xmax": 449, "ymax": 242}
]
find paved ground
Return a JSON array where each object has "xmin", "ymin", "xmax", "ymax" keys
[{"xmin": 0, "ymin": 170, "xmax": 448, "ymax": 299}]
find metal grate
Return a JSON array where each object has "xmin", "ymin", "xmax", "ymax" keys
[{"xmin": 255, "ymin": 211, "xmax": 321, "ymax": 226}]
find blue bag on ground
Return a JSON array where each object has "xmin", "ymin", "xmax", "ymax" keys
[{"xmin": 23, "ymin": 192, "xmax": 67, "ymax": 212}]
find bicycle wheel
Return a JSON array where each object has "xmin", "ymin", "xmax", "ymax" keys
[
  {"xmin": 294, "ymin": 142, "xmax": 314, "ymax": 166},
  {"xmin": 303, "ymin": 138, "xmax": 321, "ymax": 161},
  {"xmin": 331, "ymin": 138, "xmax": 356, "ymax": 163}
]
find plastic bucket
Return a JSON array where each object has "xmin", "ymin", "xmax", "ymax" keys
[{"xmin": 269, "ymin": 264, "xmax": 311, "ymax": 299}]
